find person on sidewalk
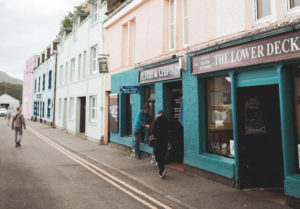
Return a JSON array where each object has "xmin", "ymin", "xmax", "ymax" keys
[
  {"xmin": 6, "ymin": 106, "xmax": 12, "ymax": 127},
  {"xmin": 12, "ymin": 106, "xmax": 26, "ymax": 148},
  {"xmin": 152, "ymin": 110, "xmax": 169, "ymax": 178},
  {"xmin": 132, "ymin": 105, "xmax": 152, "ymax": 159}
]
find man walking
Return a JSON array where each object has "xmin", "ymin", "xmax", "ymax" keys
[
  {"xmin": 152, "ymin": 110, "xmax": 169, "ymax": 178},
  {"xmin": 132, "ymin": 105, "xmax": 152, "ymax": 159},
  {"xmin": 12, "ymin": 106, "xmax": 26, "ymax": 148},
  {"xmin": 6, "ymin": 106, "xmax": 12, "ymax": 127}
]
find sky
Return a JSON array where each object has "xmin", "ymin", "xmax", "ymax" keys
[{"xmin": 0, "ymin": 0, "xmax": 83, "ymax": 80}]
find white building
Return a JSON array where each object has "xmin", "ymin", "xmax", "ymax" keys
[
  {"xmin": 0, "ymin": 93, "xmax": 20, "ymax": 112},
  {"xmin": 55, "ymin": 0, "xmax": 106, "ymax": 142},
  {"xmin": 33, "ymin": 40, "xmax": 58, "ymax": 124}
]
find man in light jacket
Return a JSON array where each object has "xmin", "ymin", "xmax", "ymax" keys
[{"xmin": 12, "ymin": 106, "xmax": 26, "ymax": 148}]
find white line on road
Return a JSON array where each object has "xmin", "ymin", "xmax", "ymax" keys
[{"xmin": 27, "ymin": 126, "xmax": 172, "ymax": 209}]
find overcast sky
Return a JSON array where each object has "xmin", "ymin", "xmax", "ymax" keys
[{"xmin": 0, "ymin": 0, "xmax": 83, "ymax": 80}]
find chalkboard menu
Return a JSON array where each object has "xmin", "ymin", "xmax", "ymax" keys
[
  {"xmin": 109, "ymin": 94, "xmax": 119, "ymax": 133},
  {"xmin": 244, "ymin": 97, "xmax": 266, "ymax": 135},
  {"xmin": 170, "ymin": 87, "xmax": 182, "ymax": 121}
]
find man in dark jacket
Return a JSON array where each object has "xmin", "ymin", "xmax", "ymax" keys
[{"xmin": 152, "ymin": 110, "xmax": 169, "ymax": 178}]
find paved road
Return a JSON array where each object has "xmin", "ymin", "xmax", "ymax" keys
[{"xmin": 0, "ymin": 118, "xmax": 175, "ymax": 209}]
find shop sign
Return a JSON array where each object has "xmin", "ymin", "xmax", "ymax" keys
[
  {"xmin": 192, "ymin": 31, "xmax": 300, "ymax": 74},
  {"xmin": 139, "ymin": 62, "xmax": 181, "ymax": 84},
  {"xmin": 98, "ymin": 56, "xmax": 108, "ymax": 74},
  {"xmin": 120, "ymin": 86, "xmax": 140, "ymax": 94},
  {"xmin": 109, "ymin": 94, "xmax": 119, "ymax": 133}
]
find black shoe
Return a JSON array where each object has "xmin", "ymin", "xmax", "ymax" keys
[
  {"xmin": 15, "ymin": 143, "xmax": 18, "ymax": 148},
  {"xmin": 159, "ymin": 169, "xmax": 167, "ymax": 178},
  {"xmin": 17, "ymin": 142, "xmax": 21, "ymax": 147}
]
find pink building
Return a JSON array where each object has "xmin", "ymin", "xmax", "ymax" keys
[{"xmin": 22, "ymin": 55, "xmax": 37, "ymax": 120}]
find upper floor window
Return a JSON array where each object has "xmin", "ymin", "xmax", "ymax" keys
[
  {"xmin": 38, "ymin": 77, "xmax": 41, "ymax": 92},
  {"xmin": 59, "ymin": 65, "xmax": 63, "ymax": 85},
  {"xmin": 91, "ymin": 45, "xmax": 98, "ymax": 74},
  {"xmin": 42, "ymin": 74, "xmax": 45, "ymax": 91},
  {"xmin": 122, "ymin": 19, "xmax": 136, "ymax": 66},
  {"xmin": 290, "ymin": 0, "xmax": 300, "ymax": 9},
  {"xmin": 83, "ymin": 51, "xmax": 87, "ymax": 79},
  {"xmin": 65, "ymin": 62, "xmax": 68, "ymax": 83},
  {"xmin": 48, "ymin": 70, "xmax": 52, "ymax": 89},
  {"xmin": 169, "ymin": 0, "xmax": 176, "ymax": 50},
  {"xmin": 78, "ymin": 54, "xmax": 82, "ymax": 80},
  {"xmin": 34, "ymin": 79, "xmax": 37, "ymax": 91},
  {"xmin": 182, "ymin": 0, "xmax": 189, "ymax": 46},
  {"xmin": 90, "ymin": 96, "xmax": 97, "ymax": 122},
  {"xmin": 255, "ymin": 0, "xmax": 271, "ymax": 21},
  {"xmin": 71, "ymin": 58, "xmax": 75, "ymax": 82},
  {"xmin": 92, "ymin": 1, "xmax": 99, "ymax": 24},
  {"xmin": 73, "ymin": 18, "xmax": 79, "ymax": 41}
]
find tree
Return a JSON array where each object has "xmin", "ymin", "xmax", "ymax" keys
[{"xmin": 60, "ymin": 3, "xmax": 88, "ymax": 30}]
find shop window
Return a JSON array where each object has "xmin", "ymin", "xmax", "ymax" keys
[
  {"xmin": 144, "ymin": 85, "xmax": 155, "ymax": 121},
  {"xmin": 125, "ymin": 94, "xmax": 132, "ymax": 136},
  {"xmin": 42, "ymin": 102, "xmax": 45, "ymax": 118},
  {"xmin": 47, "ymin": 99, "xmax": 51, "ymax": 119},
  {"xmin": 206, "ymin": 76, "xmax": 234, "ymax": 158},
  {"xmin": 292, "ymin": 69, "xmax": 300, "ymax": 170},
  {"xmin": 255, "ymin": 0, "xmax": 271, "ymax": 20}
]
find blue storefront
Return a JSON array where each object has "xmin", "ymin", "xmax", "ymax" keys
[{"xmin": 110, "ymin": 27, "xmax": 300, "ymax": 207}]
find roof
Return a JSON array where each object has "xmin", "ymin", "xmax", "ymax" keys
[{"xmin": 0, "ymin": 93, "xmax": 20, "ymax": 103}]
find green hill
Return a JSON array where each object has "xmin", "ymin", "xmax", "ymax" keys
[{"xmin": 0, "ymin": 82, "xmax": 23, "ymax": 102}]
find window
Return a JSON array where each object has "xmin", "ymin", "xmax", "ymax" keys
[
  {"xmin": 69, "ymin": 98, "xmax": 74, "ymax": 120},
  {"xmin": 71, "ymin": 58, "xmax": 75, "ymax": 81},
  {"xmin": 182, "ymin": 0, "xmax": 189, "ymax": 46},
  {"xmin": 59, "ymin": 65, "xmax": 63, "ymax": 85},
  {"xmin": 48, "ymin": 70, "xmax": 52, "ymax": 89},
  {"xmin": 90, "ymin": 96, "xmax": 96, "ymax": 122},
  {"xmin": 122, "ymin": 20, "xmax": 136, "ymax": 66},
  {"xmin": 125, "ymin": 94, "xmax": 132, "ymax": 136},
  {"xmin": 289, "ymin": 0, "xmax": 300, "ymax": 9},
  {"xmin": 42, "ymin": 74, "xmax": 45, "ymax": 91},
  {"xmin": 144, "ymin": 85, "xmax": 155, "ymax": 122},
  {"xmin": 37, "ymin": 102, "xmax": 39, "ymax": 116},
  {"xmin": 206, "ymin": 76, "xmax": 233, "ymax": 158},
  {"xmin": 78, "ymin": 54, "xmax": 82, "ymax": 80},
  {"xmin": 255, "ymin": 0, "xmax": 271, "ymax": 20},
  {"xmin": 83, "ymin": 51, "xmax": 87, "ymax": 79},
  {"xmin": 92, "ymin": 1, "xmax": 99, "ymax": 24},
  {"xmin": 38, "ymin": 77, "xmax": 40, "ymax": 92},
  {"xmin": 91, "ymin": 46, "xmax": 98, "ymax": 74},
  {"xmin": 65, "ymin": 62, "xmax": 68, "ymax": 83},
  {"xmin": 58, "ymin": 98, "xmax": 62, "ymax": 119},
  {"xmin": 34, "ymin": 79, "xmax": 37, "ymax": 91},
  {"xmin": 169, "ymin": 0, "xmax": 176, "ymax": 50},
  {"xmin": 292, "ymin": 68, "xmax": 300, "ymax": 170},
  {"xmin": 47, "ymin": 99, "xmax": 51, "ymax": 118},
  {"xmin": 42, "ymin": 102, "xmax": 45, "ymax": 118},
  {"xmin": 73, "ymin": 18, "xmax": 78, "ymax": 41}
]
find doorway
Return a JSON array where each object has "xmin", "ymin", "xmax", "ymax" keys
[
  {"xmin": 166, "ymin": 81, "xmax": 184, "ymax": 165},
  {"xmin": 237, "ymin": 85, "xmax": 284, "ymax": 189},
  {"xmin": 79, "ymin": 97, "xmax": 86, "ymax": 133}
]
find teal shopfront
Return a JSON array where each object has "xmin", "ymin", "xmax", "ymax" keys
[{"xmin": 187, "ymin": 28, "xmax": 300, "ymax": 205}]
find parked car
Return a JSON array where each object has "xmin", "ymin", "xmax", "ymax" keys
[{"xmin": 0, "ymin": 108, "xmax": 7, "ymax": 117}]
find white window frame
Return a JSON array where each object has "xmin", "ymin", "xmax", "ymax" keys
[
  {"xmin": 287, "ymin": 0, "xmax": 300, "ymax": 15},
  {"xmin": 58, "ymin": 98, "xmax": 62, "ymax": 119},
  {"xmin": 83, "ymin": 51, "xmax": 87, "ymax": 79},
  {"xmin": 65, "ymin": 62, "xmax": 68, "ymax": 84},
  {"xmin": 89, "ymin": 96, "xmax": 97, "ymax": 123},
  {"xmin": 90, "ymin": 45, "xmax": 98, "ymax": 75},
  {"xmin": 69, "ymin": 97, "xmax": 74, "ymax": 121},
  {"xmin": 92, "ymin": 1, "xmax": 99, "ymax": 24},
  {"xmin": 132, "ymin": 20, "xmax": 136, "ymax": 64},
  {"xmin": 125, "ymin": 22, "xmax": 129, "ymax": 66},
  {"xmin": 78, "ymin": 54, "xmax": 82, "ymax": 80},
  {"xmin": 71, "ymin": 58, "xmax": 75, "ymax": 81},
  {"xmin": 182, "ymin": 0, "xmax": 189, "ymax": 47},
  {"xmin": 59, "ymin": 65, "xmax": 63, "ymax": 85},
  {"xmin": 73, "ymin": 18, "xmax": 79, "ymax": 41},
  {"xmin": 169, "ymin": 0, "xmax": 176, "ymax": 51},
  {"xmin": 254, "ymin": 0, "xmax": 272, "ymax": 24}
]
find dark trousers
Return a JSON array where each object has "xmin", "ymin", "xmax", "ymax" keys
[
  {"xmin": 154, "ymin": 145, "xmax": 167, "ymax": 174},
  {"xmin": 132, "ymin": 127, "xmax": 151, "ymax": 157}
]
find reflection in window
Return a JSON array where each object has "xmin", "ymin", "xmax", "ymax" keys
[
  {"xmin": 206, "ymin": 76, "xmax": 234, "ymax": 158},
  {"xmin": 256, "ymin": 0, "xmax": 271, "ymax": 20}
]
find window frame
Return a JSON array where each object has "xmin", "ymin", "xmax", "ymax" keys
[
  {"xmin": 182, "ymin": 0, "xmax": 189, "ymax": 47},
  {"xmin": 48, "ymin": 70, "xmax": 52, "ymax": 89},
  {"xmin": 69, "ymin": 97, "xmax": 74, "ymax": 121},
  {"xmin": 92, "ymin": 1, "xmax": 99, "ymax": 24},
  {"xmin": 168, "ymin": 0, "xmax": 176, "ymax": 51},
  {"xmin": 83, "ymin": 51, "xmax": 87, "ymax": 79},
  {"xmin": 287, "ymin": 0, "xmax": 300, "ymax": 15},
  {"xmin": 90, "ymin": 45, "xmax": 98, "ymax": 75},
  {"xmin": 71, "ymin": 58, "xmax": 76, "ymax": 82},
  {"xmin": 90, "ymin": 96, "xmax": 97, "ymax": 123},
  {"xmin": 78, "ymin": 54, "xmax": 82, "ymax": 80}
]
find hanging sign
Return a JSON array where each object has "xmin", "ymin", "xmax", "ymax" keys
[
  {"xmin": 109, "ymin": 94, "xmax": 119, "ymax": 133},
  {"xmin": 120, "ymin": 86, "xmax": 140, "ymax": 94},
  {"xmin": 139, "ymin": 61, "xmax": 181, "ymax": 84},
  {"xmin": 192, "ymin": 31, "xmax": 300, "ymax": 74},
  {"xmin": 99, "ymin": 57, "xmax": 108, "ymax": 73}
]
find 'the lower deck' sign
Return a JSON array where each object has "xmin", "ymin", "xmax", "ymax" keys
[
  {"xmin": 139, "ymin": 61, "xmax": 181, "ymax": 84},
  {"xmin": 192, "ymin": 31, "xmax": 300, "ymax": 74}
]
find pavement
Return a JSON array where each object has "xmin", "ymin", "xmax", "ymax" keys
[{"xmin": 0, "ymin": 117, "xmax": 291, "ymax": 209}]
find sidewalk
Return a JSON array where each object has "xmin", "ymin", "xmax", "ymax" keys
[{"xmin": 27, "ymin": 121, "xmax": 290, "ymax": 209}]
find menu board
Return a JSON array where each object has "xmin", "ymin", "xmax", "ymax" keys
[
  {"xmin": 244, "ymin": 97, "xmax": 266, "ymax": 135},
  {"xmin": 109, "ymin": 94, "xmax": 119, "ymax": 133},
  {"xmin": 170, "ymin": 88, "xmax": 182, "ymax": 120}
]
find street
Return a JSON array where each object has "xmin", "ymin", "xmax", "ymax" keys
[
  {"xmin": 0, "ymin": 118, "xmax": 291, "ymax": 209},
  {"xmin": 0, "ymin": 119, "xmax": 176, "ymax": 209}
]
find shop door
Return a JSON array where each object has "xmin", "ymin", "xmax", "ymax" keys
[
  {"xmin": 167, "ymin": 82, "xmax": 184, "ymax": 163},
  {"xmin": 80, "ymin": 97, "xmax": 86, "ymax": 133},
  {"xmin": 237, "ymin": 85, "xmax": 284, "ymax": 189}
]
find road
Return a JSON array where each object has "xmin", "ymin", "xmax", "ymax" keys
[{"xmin": 0, "ymin": 118, "xmax": 174, "ymax": 209}]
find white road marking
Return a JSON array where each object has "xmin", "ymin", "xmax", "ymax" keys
[{"xmin": 27, "ymin": 126, "xmax": 172, "ymax": 209}]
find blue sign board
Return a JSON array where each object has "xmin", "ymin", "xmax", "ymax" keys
[{"xmin": 120, "ymin": 86, "xmax": 140, "ymax": 94}]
